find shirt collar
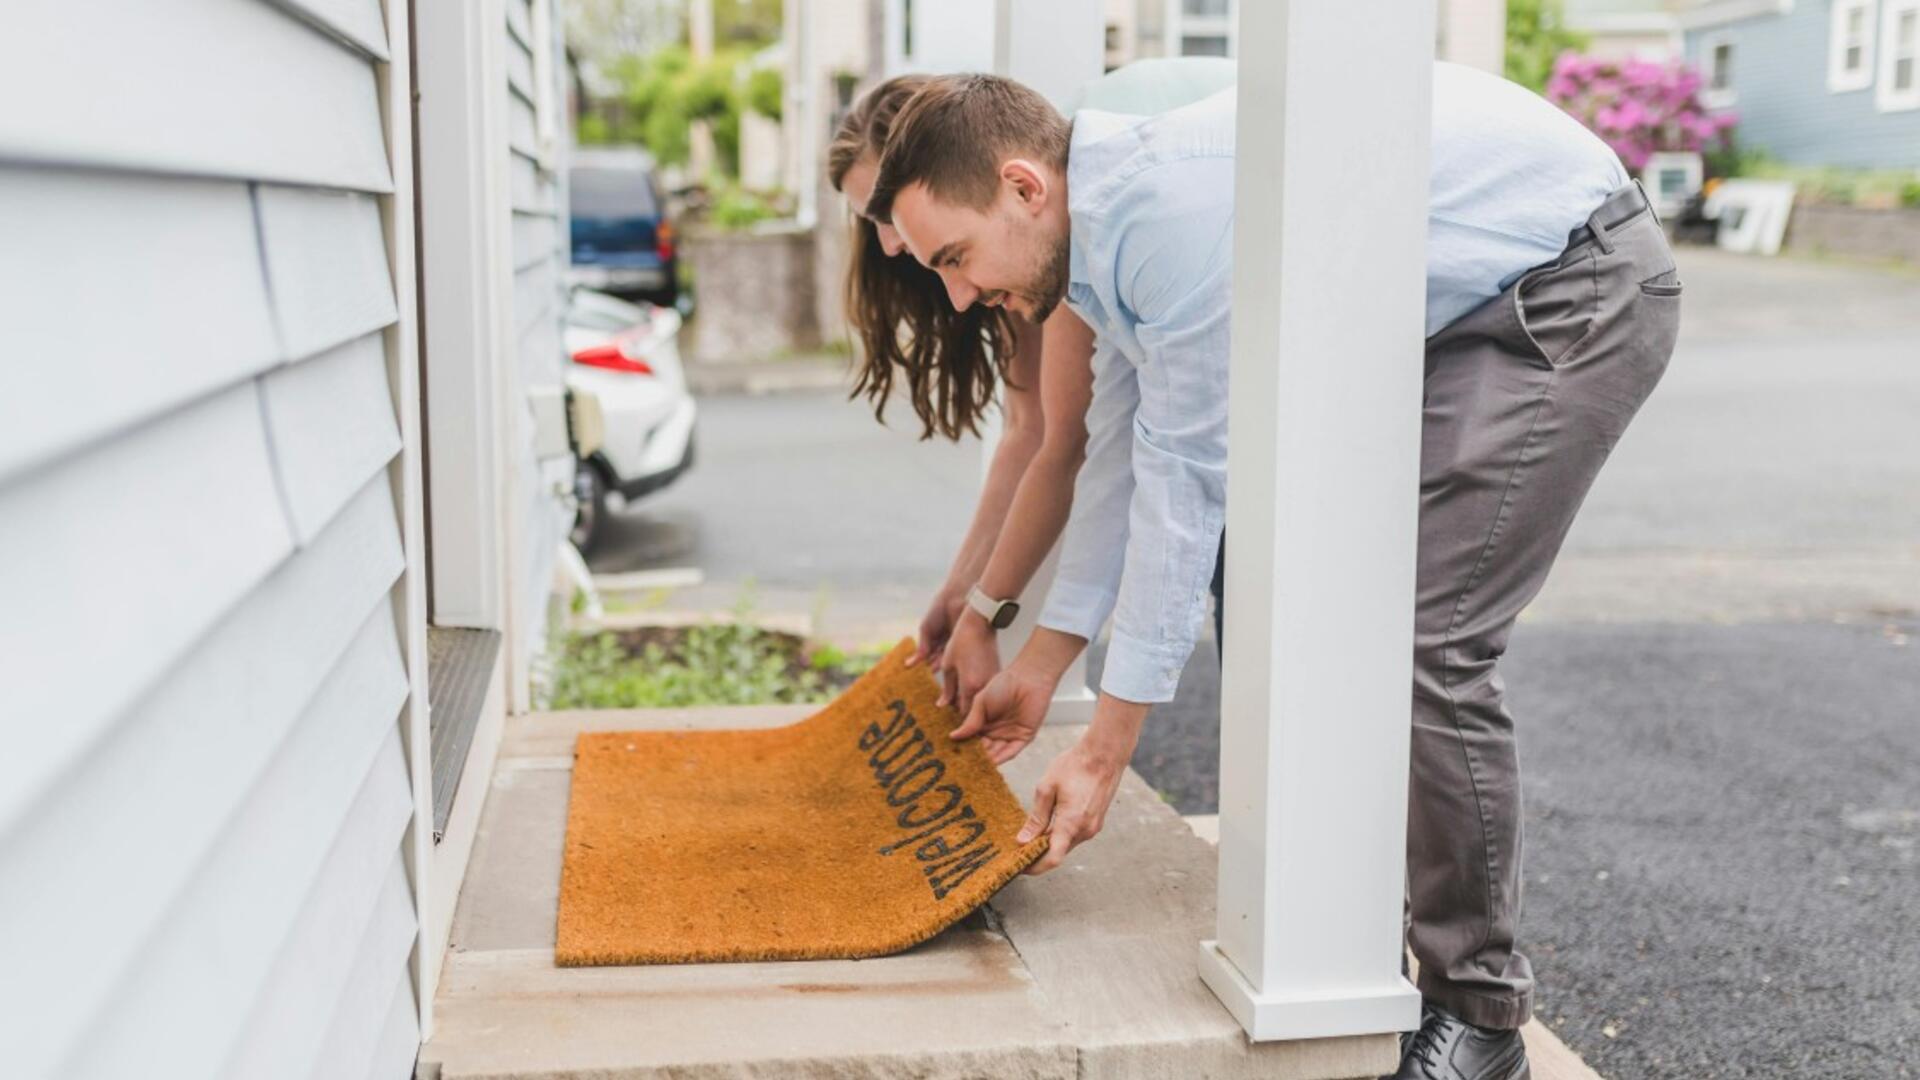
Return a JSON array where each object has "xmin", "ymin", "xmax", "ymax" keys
[{"xmin": 1065, "ymin": 108, "xmax": 1141, "ymax": 291}]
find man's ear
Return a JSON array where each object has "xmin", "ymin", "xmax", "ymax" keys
[{"xmin": 1000, "ymin": 158, "xmax": 1049, "ymax": 213}]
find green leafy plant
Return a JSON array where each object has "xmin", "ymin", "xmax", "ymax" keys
[
  {"xmin": 1506, "ymin": 0, "xmax": 1590, "ymax": 92},
  {"xmin": 1733, "ymin": 160, "xmax": 1920, "ymax": 208},
  {"xmin": 550, "ymin": 624, "xmax": 820, "ymax": 708},
  {"xmin": 708, "ymin": 185, "xmax": 778, "ymax": 230},
  {"xmin": 1704, "ymin": 136, "xmax": 1773, "ymax": 179},
  {"xmin": 745, "ymin": 67, "xmax": 783, "ymax": 120},
  {"xmin": 584, "ymin": 45, "xmax": 754, "ymax": 178},
  {"xmin": 546, "ymin": 617, "xmax": 890, "ymax": 710}
]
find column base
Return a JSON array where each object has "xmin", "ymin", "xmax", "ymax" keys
[{"xmin": 1197, "ymin": 941, "xmax": 1422, "ymax": 1042}]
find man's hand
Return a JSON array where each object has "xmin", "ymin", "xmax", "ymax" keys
[
  {"xmin": 909, "ymin": 585, "xmax": 969, "ymax": 669},
  {"xmin": 949, "ymin": 661, "xmax": 1057, "ymax": 765},
  {"xmin": 937, "ymin": 612, "xmax": 1001, "ymax": 715},
  {"xmin": 1017, "ymin": 697, "xmax": 1148, "ymax": 875}
]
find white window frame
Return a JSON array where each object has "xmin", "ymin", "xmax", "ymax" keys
[
  {"xmin": 1165, "ymin": 0, "xmax": 1237, "ymax": 58},
  {"xmin": 1702, "ymin": 30, "xmax": 1738, "ymax": 108},
  {"xmin": 1829, "ymin": 0, "xmax": 1878, "ymax": 93},
  {"xmin": 1878, "ymin": 0, "xmax": 1920, "ymax": 111}
]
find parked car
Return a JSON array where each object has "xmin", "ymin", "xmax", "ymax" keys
[
  {"xmin": 569, "ymin": 148, "xmax": 677, "ymax": 307},
  {"xmin": 564, "ymin": 288, "xmax": 697, "ymax": 553}
]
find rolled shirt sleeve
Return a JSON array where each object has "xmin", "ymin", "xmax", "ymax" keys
[
  {"xmin": 1038, "ymin": 341, "xmax": 1138, "ymax": 641},
  {"xmin": 1095, "ymin": 159, "xmax": 1234, "ymax": 704}
]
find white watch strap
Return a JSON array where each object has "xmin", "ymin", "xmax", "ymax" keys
[{"xmin": 966, "ymin": 584, "xmax": 1006, "ymax": 623}]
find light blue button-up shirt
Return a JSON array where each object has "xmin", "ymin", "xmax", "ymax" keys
[{"xmin": 1040, "ymin": 62, "xmax": 1630, "ymax": 704}]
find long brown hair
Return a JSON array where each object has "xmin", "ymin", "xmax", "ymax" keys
[{"xmin": 829, "ymin": 76, "xmax": 1014, "ymax": 441}]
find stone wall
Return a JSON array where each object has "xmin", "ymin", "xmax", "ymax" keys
[
  {"xmin": 684, "ymin": 222, "xmax": 820, "ymax": 364},
  {"xmin": 1784, "ymin": 205, "xmax": 1920, "ymax": 267}
]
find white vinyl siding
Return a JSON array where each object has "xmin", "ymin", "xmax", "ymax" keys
[
  {"xmin": 0, "ymin": 1, "xmax": 417, "ymax": 1077},
  {"xmin": 1685, "ymin": 3, "xmax": 1920, "ymax": 168}
]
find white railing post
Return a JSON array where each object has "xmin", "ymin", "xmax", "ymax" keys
[
  {"xmin": 1196, "ymin": 0, "xmax": 1433, "ymax": 1041},
  {"xmin": 987, "ymin": 0, "xmax": 1104, "ymax": 710}
]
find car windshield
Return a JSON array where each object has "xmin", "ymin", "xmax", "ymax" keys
[{"xmin": 571, "ymin": 168, "xmax": 659, "ymax": 219}]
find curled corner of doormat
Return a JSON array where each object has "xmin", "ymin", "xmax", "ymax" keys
[{"xmin": 554, "ymin": 637, "xmax": 1049, "ymax": 966}]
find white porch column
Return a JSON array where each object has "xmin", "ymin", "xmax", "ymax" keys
[
  {"xmin": 1196, "ymin": 0, "xmax": 1433, "ymax": 1042},
  {"xmin": 986, "ymin": 0, "xmax": 1103, "ymax": 708}
]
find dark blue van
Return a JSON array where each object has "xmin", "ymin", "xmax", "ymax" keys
[{"xmin": 569, "ymin": 148, "xmax": 676, "ymax": 306}]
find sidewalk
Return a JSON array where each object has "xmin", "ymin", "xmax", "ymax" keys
[{"xmin": 683, "ymin": 353, "xmax": 852, "ymax": 396}]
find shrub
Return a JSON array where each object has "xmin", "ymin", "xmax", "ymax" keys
[
  {"xmin": 546, "ymin": 614, "xmax": 888, "ymax": 710},
  {"xmin": 708, "ymin": 185, "xmax": 778, "ymax": 230},
  {"xmin": 1545, "ymin": 54, "xmax": 1737, "ymax": 172},
  {"xmin": 745, "ymin": 67, "xmax": 783, "ymax": 120},
  {"xmin": 585, "ymin": 44, "xmax": 752, "ymax": 179}
]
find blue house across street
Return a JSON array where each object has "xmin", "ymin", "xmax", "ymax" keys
[{"xmin": 1681, "ymin": 0, "xmax": 1920, "ymax": 169}]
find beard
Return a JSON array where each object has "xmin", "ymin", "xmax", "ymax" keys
[
  {"xmin": 1017, "ymin": 233, "xmax": 1072, "ymax": 323},
  {"xmin": 1029, "ymin": 234, "xmax": 1075, "ymax": 320},
  {"xmin": 981, "ymin": 212, "xmax": 1071, "ymax": 323}
]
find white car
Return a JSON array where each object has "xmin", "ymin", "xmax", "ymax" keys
[{"xmin": 564, "ymin": 288, "xmax": 697, "ymax": 552}]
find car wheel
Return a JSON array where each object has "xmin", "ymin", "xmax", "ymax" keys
[{"xmin": 570, "ymin": 461, "xmax": 608, "ymax": 555}]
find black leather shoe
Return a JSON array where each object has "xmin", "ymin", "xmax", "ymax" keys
[{"xmin": 1385, "ymin": 1003, "xmax": 1529, "ymax": 1080}]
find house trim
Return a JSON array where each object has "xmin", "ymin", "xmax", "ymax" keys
[
  {"xmin": 1877, "ymin": 0, "xmax": 1920, "ymax": 110},
  {"xmin": 417, "ymin": 0, "xmax": 512, "ymax": 636},
  {"xmin": 1569, "ymin": 13, "xmax": 1681, "ymax": 34},
  {"xmin": 1677, "ymin": 0, "xmax": 1794, "ymax": 31},
  {"xmin": 1830, "ymin": 0, "xmax": 1879, "ymax": 93},
  {"xmin": 373, "ymin": 0, "xmax": 434, "ymax": 1041}
]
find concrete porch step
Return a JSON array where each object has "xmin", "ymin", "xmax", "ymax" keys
[
  {"xmin": 1179, "ymin": 815, "xmax": 1604, "ymax": 1080},
  {"xmin": 419, "ymin": 705, "xmax": 1398, "ymax": 1079}
]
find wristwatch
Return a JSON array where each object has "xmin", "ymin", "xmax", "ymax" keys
[{"xmin": 965, "ymin": 584, "xmax": 1021, "ymax": 631}]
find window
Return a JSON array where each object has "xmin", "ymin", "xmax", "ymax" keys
[
  {"xmin": 1880, "ymin": 0, "xmax": 1920, "ymax": 110},
  {"xmin": 1829, "ymin": 0, "xmax": 1877, "ymax": 93},
  {"xmin": 569, "ymin": 167, "xmax": 661, "ymax": 219},
  {"xmin": 1167, "ymin": 0, "xmax": 1235, "ymax": 58},
  {"xmin": 1702, "ymin": 32, "xmax": 1737, "ymax": 108}
]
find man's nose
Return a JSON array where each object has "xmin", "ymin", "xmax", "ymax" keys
[
  {"xmin": 877, "ymin": 222, "xmax": 906, "ymax": 257},
  {"xmin": 941, "ymin": 273, "xmax": 978, "ymax": 312}
]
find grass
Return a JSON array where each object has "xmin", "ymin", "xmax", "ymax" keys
[
  {"xmin": 1719, "ymin": 154, "xmax": 1920, "ymax": 210},
  {"xmin": 546, "ymin": 618, "xmax": 886, "ymax": 710}
]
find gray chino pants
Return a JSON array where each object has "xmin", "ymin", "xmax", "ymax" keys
[{"xmin": 1407, "ymin": 183, "xmax": 1681, "ymax": 1028}]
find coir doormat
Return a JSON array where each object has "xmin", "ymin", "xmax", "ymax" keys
[{"xmin": 555, "ymin": 639, "xmax": 1048, "ymax": 966}]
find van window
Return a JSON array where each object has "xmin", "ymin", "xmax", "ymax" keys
[{"xmin": 571, "ymin": 168, "xmax": 659, "ymax": 218}]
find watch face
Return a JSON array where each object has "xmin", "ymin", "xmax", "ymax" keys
[{"xmin": 991, "ymin": 601, "xmax": 1020, "ymax": 630}]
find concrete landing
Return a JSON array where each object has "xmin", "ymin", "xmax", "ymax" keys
[{"xmin": 419, "ymin": 705, "xmax": 1398, "ymax": 1080}]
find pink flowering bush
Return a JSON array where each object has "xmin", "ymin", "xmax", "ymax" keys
[{"xmin": 1544, "ymin": 53, "xmax": 1737, "ymax": 172}]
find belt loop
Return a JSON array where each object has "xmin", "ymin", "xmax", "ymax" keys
[
  {"xmin": 1635, "ymin": 177, "xmax": 1661, "ymax": 226},
  {"xmin": 1586, "ymin": 201, "xmax": 1616, "ymax": 254}
]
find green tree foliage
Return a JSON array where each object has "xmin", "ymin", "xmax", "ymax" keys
[
  {"xmin": 584, "ymin": 43, "xmax": 784, "ymax": 180},
  {"xmin": 713, "ymin": 0, "xmax": 781, "ymax": 48},
  {"xmin": 746, "ymin": 67, "xmax": 783, "ymax": 121},
  {"xmin": 1506, "ymin": 0, "xmax": 1591, "ymax": 92}
]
